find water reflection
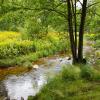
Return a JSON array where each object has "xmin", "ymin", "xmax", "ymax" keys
[
  {"xmin": 4, "ymin": 70, "xmax": 47, "ymax": 100},
  {"xmin": 1, "ymin": 56, "xmax": 72, "ymax": 100}
]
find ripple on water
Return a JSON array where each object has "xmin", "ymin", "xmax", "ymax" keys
[{"xmin": 2, "ymin": 56, "xmax": 72, "ymax": 100}]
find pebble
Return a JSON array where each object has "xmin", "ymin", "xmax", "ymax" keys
[{"xmin": 32, "ymin": 65, "xmax": 39, "ymax": 69}]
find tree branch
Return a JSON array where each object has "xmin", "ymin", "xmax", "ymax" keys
[
  {"xmin": 87, "ymin": 2, "xmax": 100, "ymax": 8},
  {"xmin": 1, "ymin": 2, "xmax": 67, "ymax": 18},
  {"xmin": 77, "ymin": 0, "xmax": 83, "ymax": 6}
]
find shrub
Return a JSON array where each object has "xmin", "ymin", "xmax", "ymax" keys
[
  {"xmin": 85, "ymin": 33, "xmax": 96, "ymax": 40},
  {"xmin": 16, "ymin": 40, "xmax": 35, "ymax": 54},
  {"xmin": 0, "ymin": 31, "xmax": 21, "ymax": 42},
  {"xmin": 94, "ymin": 40, "xmax": 100, "ymax": 48},
  {"xmin": 24, "ymin": 19, "xmax": 45, "ymax": 39},
  {"xmin": 47, "ymin": 33, "xmax": 69, "ymax": 52},
  {"xmin": 0, "ymin": 52, "xmax": 39, "ymax": 67},
  {"xmin": 85, "ymin": 33, "xmax": 100, "ymax": 42},
  {"xmin": 34, "ymin": 40, "xmax": 52, "ymax": 51},
  {"xmin": 0, "ymin": 31, "xmax": 69, "ymax": 67},
  {"xmin": 0, "ymin": 58, "xmax": 17, "ymax": 67},
  {"xmin": 61, "ymin": 66, "xmax": 80, "ymax": 81},
  {"xmin": 80, "ymin": 66, "xmax": 95, "ymax": 81},
  {"xmin": 0, "ymin": 40, "xmax": 35, "ymax": 59},
  {"xmin": 29, "ymin": 65, "xmax": 100, "ymax": 100},
  {"xmin": 61, "ymin": 65, "xmax": 100, "ymax": 82}
]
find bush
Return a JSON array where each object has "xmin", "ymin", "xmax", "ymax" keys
[
  {"xmin": 85, "ymin": 33, "xmax": 96, "ymax": 40},
  {"xmin": 85, "ymin": 33, "xmax": 100, "ymax": 42},
  {"xmin": 34, "ymin": 40, "xmax": 52, "ymax": 51},
  {"xmin": 61, "ymin": 66, "xmax": 80, "ymax": 81},
  {"xmin": 94, "ymin": 40, "xmax": 100, "ymax": 48},
  {"xmin": 0, "ymin": 40, "xmax": 35, "ymax": 59},
  {"xmin": 24, "ymin": 19, "xmax": 45, "ymax": 39},
  {"xmin": 81, "ymin": 66, "xmax": 95, "ymax": 80},
  {"xmin": 0, "ymin": 58, "xmax": 17, "ymax": 67},
  {"xmin": 29, "ymin": 65, "xmax": 100, "ymax": 100},
  {"xmin": 0, "ymin": 52, "xmax": 39, "ymax": 67},
  {"xmin": 0, "ymin": 31, "xmax": 69, "ymax": 67},
  {"xmin": 47, "ymin": 33, "xmax": 69, "ymax": 52},
  {"xmin": 0, "ymin": 31, "xmax": 69, "ymax": 59},
  {"xmin": 61, "ymin": 65, "xmax": 100, "ymax": 82},
  {"xmin": 0, "ymin": 32, "xmax": 36, "ymax": 59},
  {"xmin": 0, "ymin": 31, "xmax": 21, "ymax": 42}
]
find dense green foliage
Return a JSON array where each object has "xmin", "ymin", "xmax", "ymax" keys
[
  {"xmin": 0, "ymin": 0, "xmax": 99, "ymax": 100},
  {"xmin": 29, "ymin": 65, "xmax": 100, "ymax": 100},
  {"xmin": 85, "ymin": 33, "xmax": 100, "ymax": 48},
  {"xmin": 0, "ymin": 31, "xmax": 69, "ymax": 67},
  {"xmin": 0, "ymin": 32, "xmax": 35, "ymax": 59},
  {"xmin": 0, "ymin": 40, "xmax": 35, "ymax": 59}
]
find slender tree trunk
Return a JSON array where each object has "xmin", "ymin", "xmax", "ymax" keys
[
  {"xmin": 71, "ymin": 0, "xmax": 78, "ymax": 61},
  {"xmin": 74, "ymin": 0, "xmax": 77, "ymax": 60},
  {"xmin": 78, "ymin": 0, "xmax": 87, "ymax": 62},
  {"xmin": 66, "ymin": 0, "xmax": 76, "ymax": 63}
]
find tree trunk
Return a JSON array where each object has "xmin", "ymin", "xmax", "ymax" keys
[
  {"xmin": 78, "ymin": 0, "xmax": 87, "ymax": 63},
  {"xmin": 66, "ymin": 0, "xmax": 77, "ymax": 63},
  {"xmin": 74, "ymin": 0, "xmax": 77, "ymax": 60}
]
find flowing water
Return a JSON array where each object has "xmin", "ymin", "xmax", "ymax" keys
[
  {"xmin": 0, "ymin": 55, "xmax": 72, "ymax": 100},
  {"xmin": 0, "ymin": 41, "xmax": 99, "ymax": 100}
]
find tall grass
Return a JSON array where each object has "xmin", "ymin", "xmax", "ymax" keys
[{"xmin": 28, "ymin": 65, "xmax": 100, "ymax": 100}]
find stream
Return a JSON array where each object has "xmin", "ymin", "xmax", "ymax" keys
[
  {"xmin": 0, "ymin": 55, "xmax": 72, "ymax": 100},
  {"xmin": 0, "ymin": 40, "xmax": 99, "ymax": 100}
]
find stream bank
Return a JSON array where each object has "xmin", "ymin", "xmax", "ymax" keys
[
  {"xmin": 0, "ymin": 40, "xmax": 99, "ymax": 100},
  {"xmin": 0, "ymin": 55, "xmax": 72, "ymax": 100}
]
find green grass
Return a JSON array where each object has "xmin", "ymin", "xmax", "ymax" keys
[
  {"xmin": 28, "ymin": 65, "xmax": 100, "ymax": 100},
  {"xmin": 0, "ymin": 51, "xmax": 48, "ymax": 67},
  {"xmin": 0, "ymin": 47, "xmax": 66, "ymax": 68}
]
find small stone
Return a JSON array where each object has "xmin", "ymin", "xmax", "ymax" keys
[
  {"xmin": 32, "ymin": 65, "xmax": 39, "ymax": 69},
  {"xmin": 59, "ymin": 59, "xmax": 63, "ymax": 62},
  {"xmin": 68, "ymin": 57, "xmax": 71, "ymax": 60},
  {"xmin": 66, "ymin": 57, "xmax": 71, "ymax": 60}
]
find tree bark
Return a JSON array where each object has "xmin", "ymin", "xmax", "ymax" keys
[
  {"xmin": 66, "ymin": 0, "xmax": 76, "ymax": 63},
  {"xmin": 78, "ymin": 0, "xmax": 87, "ymax": 62},
  {"xmin": 74, "ymin": 0, "xmax": 77, "ymax": 60}
]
